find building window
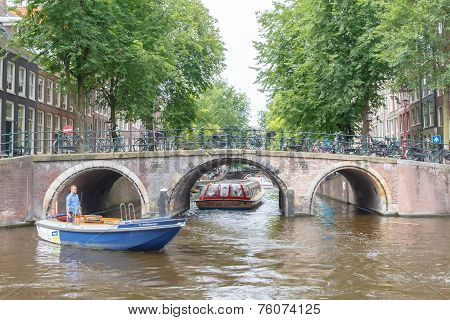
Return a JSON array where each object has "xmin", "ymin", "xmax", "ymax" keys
[
  {"xmin": 18, "ymin": 67, "xmax": 26, "ymax": 96},
  {"xmin": 6, "ymin": 101, "xmax": 14, "ymax": 120},
  {"xmin": 46, "ymin": 113, "xmax": 53, "ymax": 152},
  {"xmin": 37, "ymin": 111, "xmax": 44, "ymax": 153},
  {"xmin": 429, "ymin": 101, "xmax": 435, "ymax": 127},
  {"xmin": 55, "ymin": 84, "xmax": 61, "ymax": 108},
  {"xmin": 62, "ymin": 94, "xmax": 68, "ymax": 110},
  {"xmin": 437, "ymin": 106, "xmax": 443, "ymax": 127},
  {"xmin": 55, "ymin": 115, "xmax": 61, "ymax": 131},
  {"xmin": 7, "ymin": 61, "xmax": 15, "ymax": 93},
  {"xmin": 62, "ymin": 117, "xmax": 68, "ymax": 129},
  {"xmin": 38, "ymin": 76, "xmax": 45, "ymax": 102},
  {"xmin": 29, "ymin": 71, "xmax": 36, "ymax": 100},
  {"xmin": 17, "ymin": 105, "xmax": 25, "ymax": 148},
  {"xmin": 47, "ymin": 79, "xmax": 54, "ymax": 105},
  {"xmin": 423, "ymin": 102, "xmax": 429, "ymax": 128},
  {"xmin": 68, "ymin": 118, "xmax": 74, "ymax": 128},
  {"xmin": 27, "ymin": 107, "xmax": 35, "ymax": 153}
]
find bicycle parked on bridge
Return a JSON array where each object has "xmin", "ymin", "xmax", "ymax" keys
[
  {"xmin": 53, "ymin": 127, "xmax": 83, "ymax": 154},
  {"xmin": 96, "ymin": 129, "xmax": 127, "ymax": 153}
]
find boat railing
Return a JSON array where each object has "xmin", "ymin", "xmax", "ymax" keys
[
  {"xmin": 120, "ymin": 202, "xmax": 136, "ymax": 221},
  {"xmin": 128, "ymin": 203, "xmax": 136, "ymax": 220},
  {"xmin": 120, "ymin": 203, "xmax": 127, "ymax": 221}
]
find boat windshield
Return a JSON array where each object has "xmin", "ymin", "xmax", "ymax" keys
[
  {"xmin": 205, "ymin": 184, "xmax": 220, "ymax": 197},
  {"xmin": 220, "ymin": 185, "xmax": 229, "ymax": 197},
  {"xmin": 231, "ymin": 184, "xmax": 243, "ymax": 197}
]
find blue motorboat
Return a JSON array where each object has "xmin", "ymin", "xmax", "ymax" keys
[{"xmin": 36, "ymin": 215, "xmax": 186, "ymax": 251}]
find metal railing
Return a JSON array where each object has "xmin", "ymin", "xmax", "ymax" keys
[{"xmin": 0, "ymin": 128, "xmax": 449, "ymax": 164}]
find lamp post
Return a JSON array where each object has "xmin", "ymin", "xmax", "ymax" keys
[{"xmin": 399, "ymin": 86, "xmax": 410, "ymax": 149}]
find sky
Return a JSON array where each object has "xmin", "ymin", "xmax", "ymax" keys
[{"xmin": 200, "ymin": 0, "xmax": 275, "ymax": 127}]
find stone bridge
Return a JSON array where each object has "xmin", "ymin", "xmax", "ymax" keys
[{"xmin": 0, "ymin": 149, "xmax": 449, "ymax": 225}]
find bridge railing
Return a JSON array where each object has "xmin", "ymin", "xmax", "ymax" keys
[{"xmin": 0, "ymin": 128, "xmax": 449, "ymax": 164}]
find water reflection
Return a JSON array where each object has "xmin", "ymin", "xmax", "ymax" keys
[{"xmin": 0, "ymin": 189, "xmax": 449, "ymax": 299}]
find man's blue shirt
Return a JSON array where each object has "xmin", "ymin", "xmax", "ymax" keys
[{"xmin": 66, "ymin": 193, "xmax": 80, "ymax": 213}]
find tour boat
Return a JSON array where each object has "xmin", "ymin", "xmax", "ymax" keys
[
  {"xmin": 36, "ymin": 215, "xmax": 186, "ymax": 251},
  {"xmin": 195, "ymin": 180, "xmax": 264, "ymax": 210}
]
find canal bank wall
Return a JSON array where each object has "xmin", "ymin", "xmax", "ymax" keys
[{"xmin": 316, "ymin": 173, "xmax": 357, "ymax": 206}]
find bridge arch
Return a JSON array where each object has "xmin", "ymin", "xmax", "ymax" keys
[
  {"xmin": 42, "ymin": 161, "xmax": 150, "ymax": 218},
  {"xmin": 306, "ymin": 162, "xmax": 393, "ymax": 215},
  {"xmin": 168, "ymin": 157, "xmax": 288, "ymax": 216}
]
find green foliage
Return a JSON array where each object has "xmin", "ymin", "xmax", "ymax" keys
[
  {"xmin": 255, "ymin": 0, "xmax": 390, "ymax": 134},
  {"xmin": 160, "ymin": 0, "xmax": 225, "ymax": 129},
  {"xmin": 377, "ymin": 0, "xmax": 449, "ymax": 89},
  {"xmin": 93, "ymin": 0, "xmax": 171, "ymax": 130},
  {"xmin": 14, "ymin": 0, "xmax": 224, "ymax": 130},
  {"xmin": 193, "ymin": 80, "xmax": 250, "ymax": 129},
  {"xmin": 14, "ymin": 0, "xmax": 117, "ymax": 127}
]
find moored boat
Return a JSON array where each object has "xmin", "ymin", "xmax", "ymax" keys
[
  {"xmin": 195, "ymin": 180, "xmax": 264, "ymax": 210},
  {"xmin": 36, "ymin": 215, "xmax": 186, "ymax": 251}
]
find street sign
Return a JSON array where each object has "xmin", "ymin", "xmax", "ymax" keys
[{"xmin": 431, "ymin": 135, "xmax": 441, "ymax": 144}]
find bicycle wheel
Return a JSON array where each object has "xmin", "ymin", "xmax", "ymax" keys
[
  {"xmin": 132, "ymin": 138, "xmax": 145, "ymax": 152},
  {"xmin": 53, "ymin": 139, "xmax": 62, "ymax": 154}
]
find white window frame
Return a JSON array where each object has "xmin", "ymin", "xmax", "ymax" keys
[
  {"xmin": 18, "ymin": 66, "xmax": 26, "ymax": 97},
  {"xmin": 7, "ymin": 61, "xmax": 15, "ymax": 94},
  {"xmin": 55, "ymin": 115, "xmax": 61, "ymax": 132},
  {"xmin": 5, "ymin": 100, "xmax": 14, "ymax": 121},
  {"xmin": 17, "ymin": 104, "xmax": 26, "ymax": 147},
  {"xmin": 27, "ymin": 107, "xmax": 35, "ymax": 152},
  {"xmin": 62, "ymin": 94, "xmax": 68, "ymax": 110},
  {"xmin": 29, "ymin": 71, "xmax": 36, "ymax": 100},
  {"xmin": 37, "ymin": 111, "xmax": 44, "ymax": 153},
  {"xmin": 46, "ymin": 113, "xmax": 53, "ymax": 153},
  {"xmin": 38, "ymin": 76, "xmax": 45, "ymax": 103},
  {"xmin": 55, "ymin": 85, "xmax": 61, "ymax": 108},
  {"xmin": 62, "ymin": 117, "xmax": 67, "ymax": 129},
  {"xmin": 47, "ymin": 79, "xmax": 54, "ymax": 106}
]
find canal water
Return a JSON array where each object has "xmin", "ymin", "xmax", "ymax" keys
[{"xmin": 0, "ymin": 189, "xmax": 448, "ymax": 299}]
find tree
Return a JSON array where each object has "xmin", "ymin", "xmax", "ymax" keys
[
  {"xmin": 255, "ymin": 0, "xmax": 390, "ymax": 134},
  {"xmin": 14, "ymin": 0, "xmax": 116, "ymax": 130},
  {"xmin": 160, "ymin": 0, "xmax": 225, "ymax": 129},
  {"xmin": 94, "ymin": 0, "xmax": 171, "ymax": 135},
  {"xmin": 377, "ymin": 0, "xmax": 449, "ymax": 89},
  {"xmin": 15, "ymin": 0, "xmax": 225, "ymax": 132},
  {"xmin": 193, "ymin": 80, "xmax": 250, "ymax": 129},
  {"xmin": 377, "ymin": 0, "xmax": 449, "ymax": 144}
]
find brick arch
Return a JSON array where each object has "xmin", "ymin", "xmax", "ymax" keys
[
  {"xmin": 42, "ymin": 161, "xmax": 150, "ymax": 217},
  {"xmin": 167, "ymin": 156, "xmax": 289, "ymax": 216},
  {"xmin": 305, "ymin": 162, "xmax": 395, "ymax": 215}
]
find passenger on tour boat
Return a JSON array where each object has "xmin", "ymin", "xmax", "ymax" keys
[{"xmin": 66, "ymin": 185, "xmax": 81, "ymax": 222}]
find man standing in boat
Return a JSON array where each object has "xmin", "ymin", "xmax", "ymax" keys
[{"xmin": 66, "ymin": 185, "xmax": 81, "ymax": 222}]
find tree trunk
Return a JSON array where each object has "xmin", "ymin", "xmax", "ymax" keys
[
  {"xmin": 75, "ymin": 78, "xmax": 86, "ymax": 135},
  {"xmin": 110, "ymin": 96, "xmax": 117, "ymax": 139},
  {"xmin": 361, "ymin": 101, "xmax": 371, "ymax": 136}
]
